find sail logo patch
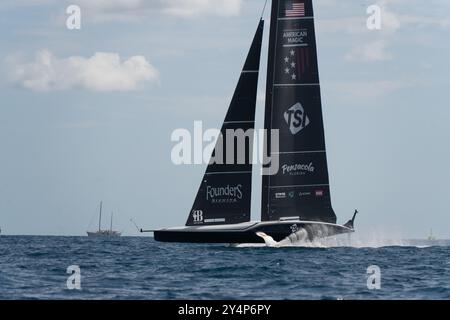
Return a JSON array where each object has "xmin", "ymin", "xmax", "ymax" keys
[
  {"xmin": 315, "ymin": 190, "xmax": 324, "ymax": 197},
  {"xmin": 275, "ymin": 192, "xmax": 286, "ymax": 199},
  {"xmin": 283, "ymin": 29, "xmax": 308, "ymax": 47},
  {"xmin": 282, "ymin": 162, "xmax": 315, "ymax": 175},
  {"xmin": 284, "ymin": 103, "xmax": 310, "ymax": 135},
  {"xmin": 206, "ymin": 184, "xmax": 243, "ymax": 204},
  {"xmin": 192, "ymin": 210, "xmax": 204, "ymax": 223}
]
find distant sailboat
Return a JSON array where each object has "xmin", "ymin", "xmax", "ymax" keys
[
  {"xmin": 151, "ymin": 0, "xmax": 357, "ymax": 243},
  {"xmin": 87, "ymin": 202, "xmax": 121, "ymax": 237},
  {"xmin": 427, "ymin": 229, "xmax": 436, "ymax": 241}
]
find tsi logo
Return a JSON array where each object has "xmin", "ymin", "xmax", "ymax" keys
[
  {"xmin": 284, "ymin": 102, "xmax": 310, "ymax": 135},
  {"xmin": 192, "ymin": 210, "xmax": 204, "ymax": 223}
]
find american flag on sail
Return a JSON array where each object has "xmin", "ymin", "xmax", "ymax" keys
[
  {"xmin": 285, "ymin": 1, "xmax": 305, "ymax": 17},
  {"xmin": 282, "ymin": 48, "xmax": 310, "ymax": 82}
]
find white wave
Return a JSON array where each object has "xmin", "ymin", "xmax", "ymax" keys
[
  {"xmin": 234, "ymin": 230, "xmax": 438, "ymax": 249},
  {"xmin": 233, "ymin": 243, "xmax": 267, "ymax": 248}
]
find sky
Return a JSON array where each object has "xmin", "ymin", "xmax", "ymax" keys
[{"xmin": 0, "ymin": 0, "xmax": 449, "ymax": 238}]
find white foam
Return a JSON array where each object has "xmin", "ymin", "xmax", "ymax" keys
[
  {"xmin": 234, "ymin": 231, "xmax": 435, "ymax": 249},
  {"xmin": 233, "ymin": 243, "xmax": 267, "ymax": 248}
]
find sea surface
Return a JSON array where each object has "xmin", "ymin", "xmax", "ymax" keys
[{"xmin": 1, "ymin": 235, "xmax": 450, "ymax": 300}]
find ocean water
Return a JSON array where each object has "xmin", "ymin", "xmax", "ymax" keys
[{"xmin": 1, "ymin": 235, "xmax": 450, "ymax": 300}]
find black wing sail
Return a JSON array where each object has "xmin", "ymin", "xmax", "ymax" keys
[
  {"xmin": 261, "ymin": 0, "xmax": 336, "ymax": 223},
  {"xmin": 186, "ymin": 20, "xmax": 264, "ymax": 226}
]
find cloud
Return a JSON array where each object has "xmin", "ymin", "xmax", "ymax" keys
[
  {"xmin": 346, "ymin": 40, "xmax": 392, "ymax": 62},
  {"xmin": 317, "ymin": 17, "xmax": 366, "ymax": 35},
  {"xmin": 342, "ymin": 3, "xmax": 398, "ymax": 63},
  {"xmin": 163, "ymin": 0, "xmax": 241, "ymax": 18},
  {"xmin": 316, "ymin": 0, "xmax": 450, "ymax": 63},
  {"xmin": 2, "ymin": 0, "xmax": 242, "ymax": 21},
  {"xmin": 81, "ymin": 0, "xmax": 242, "ymax": 21},
  {"xmin": 0, "ymin": 0, "xmax": 244, "ymax": 29},
  {"xmin": 377, "ymin": 3, "xmax": 401, "ymax": 33},
  {"xmin": 9, "ymin": 50, "xmax": 159, "ymax": 92},
  {"xmin": 330, "ymin": 79, "xmax": 417, "ymax": 102},
  {"xmin": 317, "ymin": 0, "xmax": 450, "ymax": 34}
]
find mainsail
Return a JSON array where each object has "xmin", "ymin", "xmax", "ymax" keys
[
  {"xmin": 186, "ymin": 20, "xmax": 264, "ymax": 226},
  {"xmin": 261, "ymin": 0, "xmax": 337, "ymax": 223}
]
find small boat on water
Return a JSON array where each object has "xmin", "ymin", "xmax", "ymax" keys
[{"xmin": 87, "ymin": 201, "xmax": 121, "ymax": 237}]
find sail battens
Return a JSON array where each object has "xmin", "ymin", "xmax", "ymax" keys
[
  {"xmin": 282, "ymin": 44, "xmax": 308, "ymax": 48},
  {"xmin": 205, "ymin": 171, "xmax": 252, "ymax": 176},
  {"xmin": 272, "ymin": 150, "xmax": 326, "ymax": 155},
  {"xmin": 274, "ymin": 83, "xmax": 320, "ymax": 87},
  {"xmin": 242, "ymin": 70, "xmax": 259, "ymax": 73},
  {"xmin": 224, "ymin": 121, "xmax": 255, "ymax": 124}
]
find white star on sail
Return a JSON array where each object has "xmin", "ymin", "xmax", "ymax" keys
[{"xmin": 281, "ymin": 48, "xmax": 301, "ymax": 82}]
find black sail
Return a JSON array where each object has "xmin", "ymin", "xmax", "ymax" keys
[
  {"xmin": 261, "ymin": 0, "xmax": 336, "ymax": 223},
  {"xmin": 186, "ymin": 20, "xmax": 264, "ymax": 226}
]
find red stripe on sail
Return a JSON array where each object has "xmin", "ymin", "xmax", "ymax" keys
[
  {"xmin": 306, "ymin": 48, "xmax": 310, "ymax": 68},
  {"xmin": 300, "ymin": 48, "xmax": 305, "ymax": 75}
]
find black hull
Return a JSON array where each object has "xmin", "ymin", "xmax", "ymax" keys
[{"xmin": 154, "ymin": 221, "xmax": 353, "ymax": 244}]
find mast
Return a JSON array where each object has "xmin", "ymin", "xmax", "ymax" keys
[
  {"xmin": 98, "ymin": 201, "xmax": 103, "ymax": 232},
  {"xmin": 261, "ymin": 0, "xmax": 336, "ymax": 223},
  {"xmin": 110, "ymin": 212, "xmax": 113, "ymax": 232}
]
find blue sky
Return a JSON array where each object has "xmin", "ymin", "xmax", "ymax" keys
[{"xmin": 0, "ymin": 0, "xmax": 449, "ymax": 238}]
